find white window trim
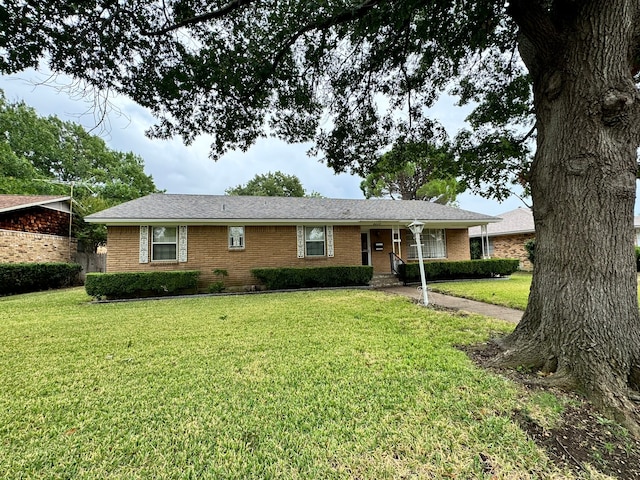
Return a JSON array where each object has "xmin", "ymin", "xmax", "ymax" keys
[
  {"xmin": 151, "ymin": 226, "xmax": 179, "ymax": 262},
  {"xmin": 297, "ymin": 225, "xmax": 332, "ymax": 258},
  {"xmin": 305, "ymin": 226, "xmax": 326, "ymax": 257},
  {"xmin": 406, "ymin": 229, "xmax": 447, "ymax": 260},
  {"xmin": 228, "ymin": 226, "xmax": 245, "ymax": 250}
]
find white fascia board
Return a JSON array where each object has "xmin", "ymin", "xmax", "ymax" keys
[
  {"xmin": 0, "ymin": 196, "xmax": 72, "ymax": 214},
  {"xmin": 469, "ymin": 228, "xmax": 536, "ymax": 238},
  {"xmin": 90, "ymin": 218, "xmax": 501, "ymax": 229}
]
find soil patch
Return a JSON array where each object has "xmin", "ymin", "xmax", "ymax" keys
[{"xmin": 460, "ymin": 342, "xmax": 640, "ymax": 479}]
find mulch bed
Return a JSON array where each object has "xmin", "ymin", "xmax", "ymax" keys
[{"xmin": 460, "ymin": 342, "xmax": 640, "ymax": 479}]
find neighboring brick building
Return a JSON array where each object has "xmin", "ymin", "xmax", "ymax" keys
[
  {"xmin": 468, "ymin": 207, "xmax": 534, "ymax": 270},
  {"xmin": 0, "ymin": 195, "xmax": 77, "ymax": 263},
  {"xmin": 86, "ymin": 194, "xmax": 499, "ymax": 289}
]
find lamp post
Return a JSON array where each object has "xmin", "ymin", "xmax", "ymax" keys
[{"xmin": 408, "ymin": 220, "xmax": 429, "ymax": 306}]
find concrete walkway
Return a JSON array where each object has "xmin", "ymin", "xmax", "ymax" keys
[{"xmin": 379, "ymin": 285, "xmax": 522, "ymax": 324}]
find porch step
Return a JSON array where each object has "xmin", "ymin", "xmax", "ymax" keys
[{"xmin": 369, "ymin": 273, "xmax": 403, "ymax": 288}]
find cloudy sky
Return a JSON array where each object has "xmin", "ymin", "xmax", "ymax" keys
[{"xmin": 1, "ymin": 69, "xmax": 545, "ymax": 216}]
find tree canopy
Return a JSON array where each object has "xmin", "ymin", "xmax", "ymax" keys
[
  {"xmin": 360, "ymin": 140, "xmax": 464, "ymax": 204},
  {"xmin": 225, "ymin": 171, "xmax": 307, "ymax": 197},
  {"xmin": 0, "ymin": 92, "xmax": 159, "ymax": 250},
  {"xmin": 0, "ymin": 0, "xmax": 532, "ymax": 197},
  {"xmin": 3, "ymin": 0, "xmax": 640, "ymax": 434}
]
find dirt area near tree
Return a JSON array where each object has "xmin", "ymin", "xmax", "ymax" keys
[{"xmin": 461, "ymin": 342, "xmax": 640, "ymax": 479}]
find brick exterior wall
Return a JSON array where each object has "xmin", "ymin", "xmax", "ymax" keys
[
  {"xmin": 106, "ymin": 225, "xmax": 363, "ymax": 289},
  {"xmin": 106, "ymin": 224, "xmax": 474, "ymax": 287},
  {"xmin": 444, "ymin": 229, "xmax": 471, "ymax": 261},
  {"xmin": 0, "ymin": 230, "xmax": 77, "ymax": 263},
  {"xmin": 493, "ymin": 233, "xmax": 534, "ymax": 270},
  {"xmin": 0, "ymin": 207, "xmax": 71, "ymax": 237}
]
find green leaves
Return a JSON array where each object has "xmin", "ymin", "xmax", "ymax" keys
[
  {"xmin": 0, "ymin": 1, "xmax": 521, "ymax": 186},
  {"xmin": 225, "ymin": 171, "xmax": 308, "ymax": 197},
  {"xmin": 359, "ymin": 139, "xmax": 463, "ymax": 203},
  {"xmin": 0, "ymin": 93, "xmax": 159, "ymax": 250}
]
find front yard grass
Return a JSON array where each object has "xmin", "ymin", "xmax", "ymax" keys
[
  {"xmin": 430, "ymin": 271, "xmax": 640, "ymax": 311},
  {"xmin": 429, "ymin": 271, "xmax": 533, "ymax": 310},
  {"xmin": 1, "ymin": 288, "xmax": 584, "ymax": 478}
]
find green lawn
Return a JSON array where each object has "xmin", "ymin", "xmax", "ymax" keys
[
  {"xmin": 1, "ymin": 288, "xmax": 581, "ymax": 478},
  {"xmin": 430, "ymin": 272, "xmax": 533, "ymax": 310},
  {"xmin": 430, "ymin": 272, "xmax": 640, "ymax": 311}
]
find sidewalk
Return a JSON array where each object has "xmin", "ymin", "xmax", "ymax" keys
[{"xmin": 379, "ymin": 285, "xmax": 522, "ymax": 324}]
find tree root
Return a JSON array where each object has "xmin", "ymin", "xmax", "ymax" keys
[{"xmin": 484, "ymin": 338, "xmax": 640, "ymax": 439}]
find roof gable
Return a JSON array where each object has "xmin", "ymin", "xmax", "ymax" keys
[
  {"xmin": 469, "ymin": 207, "xmax": 534, "ymax": 237},
  {"xmin": 0, "ymin": 195, "xmax": 72, "ymax": 214}
]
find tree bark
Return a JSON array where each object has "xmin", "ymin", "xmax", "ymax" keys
[{"xmin": 499, "ymin": 0, "xmax": 640, "ymax": 432}]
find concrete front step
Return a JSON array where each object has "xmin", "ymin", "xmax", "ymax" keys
[{"xmin": 369, "ymin": 273, "xmax": 403, "ymax": 288}]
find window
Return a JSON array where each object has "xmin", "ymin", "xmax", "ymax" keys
[
  {"xmin": 152, "ymin": 226, "xmax": 177, "ymax": 261},
  {"xmin": 229, "ymin": 226, "xmax": 245, "ymax": 249},
  {"xmin": 305, "ymin": 226, "xmax": 325, "ymax": 256},
  {"xmin": 406, "ymin": 229, "xmax": 446, "ymax": 260}
]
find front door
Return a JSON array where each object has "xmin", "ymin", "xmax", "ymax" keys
[{"xmin": 361, "ymin": 232, "xmax": 370, "ymax": 266}]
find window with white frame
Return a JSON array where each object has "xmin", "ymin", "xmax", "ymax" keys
[
  {"xmin": 305, "ymin": 226, "xmax": 325, "ymax": 256},
  {"xmin": 406, "ymin": 229, "xmax": 446, "ymax": 260},
  {"xmin": 152, "ymin": 226, "xmax": 178, "ymax": 261},
  {"xmin": 228, "ymin": 226, "xmax": 245, "ymax": 249}
]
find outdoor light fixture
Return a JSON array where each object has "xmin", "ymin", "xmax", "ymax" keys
[{"xmin": 408, "ymin": 220, "xmax": 429, "ymax": 306}]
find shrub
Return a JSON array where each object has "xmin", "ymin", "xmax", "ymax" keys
[
  {"xmin": 525, "ymin": 238, "xmax": 536, "ymax": 264},
  {"xmin": 208, "ymin": 281, "xmax": 226, "ymax": 293},
  {"xmin": 397, "ymin": 259, "xmax": 519, "ymax": 284},
  {"xmin": 0, "ymin": 262, "xmax": 82, "ymax": 296},
  {"xmin": 251, "ymin": 266, "xmax": 373, "ymax": 290},
  {"xmin": 85, "ymin": 270, "xmax": 200, "ymax": 299},
  {"xmin": 208, "ymin": 268, "xmax": 228, "ymax": 293},
  {"xmin": 636, "ymin": 246, "xmax": 640, "ymax": 272}
]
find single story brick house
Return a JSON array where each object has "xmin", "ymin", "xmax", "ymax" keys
[
  {"xmin": 86, "ymin": 194, "xmax": 499, "ymax": 289},
  {"xmin": 468, "ymin": 207, "xmax": 534, "ymax": 270},
  {"xmin": 0, "ymin": 194, "xmax": 76, "ymax": 263}
]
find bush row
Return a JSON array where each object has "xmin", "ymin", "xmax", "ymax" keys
[
  {"xmin": 251, "ymin": 265, "xmax": 373, "ymax": 290},
  {"xmin": 0, "ymin": 262, "xmax": 82, "ymax": 296},
  {"xmin": 398, "ymin": 259, "xmax": 520, "ymax": 284},
  {"xmin": 85, "ymin": 271, "xmax": 200, "ymax": 299}
]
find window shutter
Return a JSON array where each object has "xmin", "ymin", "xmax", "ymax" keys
[
  {"xmin": 178, "ymin": 226, "xmax": 188, "ymax": 262},
  {"xmin": 296, "ymin": 226, "xmax": 305, "ymax": 258},
  {"xmin": 326, "ymin": 225, "xmax": 334, "ymax": 257},
  {"xmin": 139, "ymin": 226, "xmax": 149, "ymax": 263}
]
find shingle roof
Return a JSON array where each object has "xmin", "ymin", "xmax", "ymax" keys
[
  {"xmin": 0, "ymin": 194, "xmax": 71, "ymax": 214},
  {"xmin": 85, "ymin": 193, "xmax": 499, "ymax": 227},
  {"xmin": 469, "ymin": 207, "xmax": 534, "ymax": 238}
]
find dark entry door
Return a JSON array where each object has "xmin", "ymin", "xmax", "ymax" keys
[{"xmin": 361, "ymin": 233, "xmax": 369, "ymax": 266}]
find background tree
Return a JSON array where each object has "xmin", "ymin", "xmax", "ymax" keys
[
  {"xmin": 3, "ymin": 1, "xmax": 640, "ymax": 432},
  {"xmin": 225, "ymin": 171, "xmax": 314, "ymax": 197},
  {"xmin": 0, "ymin": 93, "xmax": 159, "ymax": 250},
  {"xmin": 360, "ymin": 140, "xmax": 463, "ymax": 205}
]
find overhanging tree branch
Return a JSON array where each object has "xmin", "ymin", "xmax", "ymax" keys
[{"xmin": 143, "ymin": 0, "xmax": 256, "ymax": 36}]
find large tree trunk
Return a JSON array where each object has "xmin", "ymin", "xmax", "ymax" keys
[{"xmin": 500, "ymin": 0, "xmax": 640, "ymax": 432}]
